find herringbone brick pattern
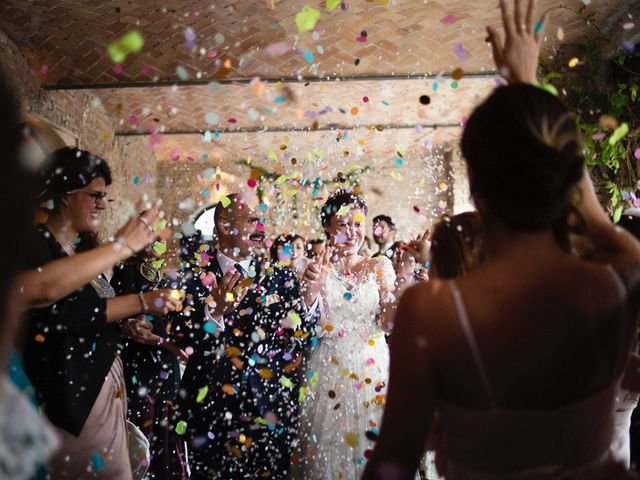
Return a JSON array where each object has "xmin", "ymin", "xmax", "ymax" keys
[
  {"xmin": 0, "ymin": 0, "xmax": 621, "ymax": 86},
  {"xmin": 99, "ymin": 77, "xmax": 497, "ymax": 133}
]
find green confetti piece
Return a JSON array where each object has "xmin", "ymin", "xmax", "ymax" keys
[
  {"xmin": 255, "ymin": 416, "xmax": 268, "ymax": 425},
  {"xmin": 336, "ymin": 205, "xmax": 351, "ymax": 217},
  {"xmin": 279, "ymin": 376, "xmax": 294, "ymax": 389},
  {"xmin": 153, "ymin": 219, "xmax": 167, "ymax": 231},
  {"xmin": 395, "ymin": 144, "xmax": 405, "ymax": 156},
  {"xmin": 219, "ymin": 195, "xmax": 231, "ymax": 208},
  {"xmin": 275, "ymin": 175, "xmax": 288, "ymax": 185},
  {"xmin": 175, "ymin": 420, "xmax": 187, "ymax": 435},
  {"xmin": 390, "ymin": 172, "xmax": 404, "ymax": 181},
  {"xmin": 326, "ymin": 0, "xmax": 341, "ymax": 11},
  {"xmin": 151, "ymin": 259, "xmax": 165, "ymax": 269},
  {"xmin": 608, "ymin": 123, "xmax": 629, "ymax": 146},
  {"xmin": 295, "ymin": 5, "xmax": 321, "ymax": 33},
  {"xmin": 152, "ymin": 241, "xmax": 167, "ymax": 255},
  {"xmin": 288, "ymin": 310, "xmax": 302, "ymax": 328},
  {"xmin": 107, "ymin": 30, "xmax": 144, "ymax": 64},
  {"xmin": 309, "ymin": 371, "xmax": 318, "ymax": 388},
  {"xmin": 196, "ymin": 386, "xmax": 209, "ymax": 403},
  {"xmin": 268, "ymin": 150, "xmax": 279, "ymax": 162}
]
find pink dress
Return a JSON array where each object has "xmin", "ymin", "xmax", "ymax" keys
[{"xmin": 440, "ymin": 276, "xmax": 631, "ymax": 480}]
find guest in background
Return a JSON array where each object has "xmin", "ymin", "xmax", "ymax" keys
[
  {"xmin": 270, "ymin": 233, "xmax": 307, "ymax": 277},
  {"xmin": 428, "ymin": 212, "xmax": 483, "ymax": 279},
  {"xmin": 372, "ymin": 214, "xmax": 398, "ymax": 259},
  {"xmin": 307, "ymin": 238, "xmax": 325, "ymax": 259},
  {"xmin": 22, "ymin": 147, "xmax": 182, "ymax": 479},
  {"xmin": 111, "ymin": 247, "xmax": 188, "ymax": 480}
]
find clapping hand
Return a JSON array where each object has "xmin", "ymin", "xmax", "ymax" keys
[
  {"xmin": 204, "ymin": 269, "xmax": 249, "ymax": 318},
  {"xmin": 301, "ymin": 247, "xmax": 333, "ymax": 307},
  {"xmin": 404, "ymin": 229, "xmax": 432, "ymax": 265},
  {"xmin": 143, "ymin": 288, "xmax": 183, "ymax": 315},
  {"xmin": 121, "ymin": 314, "xmax": 153, "ymax": 340},
  {"xmin": 486, "ymin": 0, "xmax": 548, "ymax": 84}
]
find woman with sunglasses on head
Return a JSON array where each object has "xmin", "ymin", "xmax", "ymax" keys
[
  {"xmin": 363, "ymin": 1, "xmax": 640, "ymax": 479},
  {"xmin": 20, "ymin": 147, "xmax": 182, "ymax": 479}
]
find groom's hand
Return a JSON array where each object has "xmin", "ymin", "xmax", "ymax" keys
[
  {"xmin": 204, "ymin": 270, "xmax": 248, "ymax": 317},
  {"xmin": 301, "ymin": 247, "xmax": 333, "ymax": 307}
]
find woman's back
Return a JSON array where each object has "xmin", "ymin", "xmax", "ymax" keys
[
  {"xmin": 419, "ymin": 245, "xmax": 639, "ymax": 476},
  {"xmin": 431, "ymin": 248, "xmax": 633, "ymax": 411}
]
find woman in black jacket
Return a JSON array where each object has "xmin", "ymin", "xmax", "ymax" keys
[{"xmin": 23, "ymin": 147, "xmax": 182, "ymax": 479}]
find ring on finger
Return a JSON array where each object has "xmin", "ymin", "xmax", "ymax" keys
[{"xmin": 139, "ymin": 216, "xmax": 153, "ymax": 232}]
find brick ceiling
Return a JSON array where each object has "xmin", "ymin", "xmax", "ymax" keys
[
  {"xmin": 2, "ymin": 0, "xmax": 635, "ymax": 236},
  {"xmin": 0, "ymin": 0, "xmax": 626, "ymax": 85}
]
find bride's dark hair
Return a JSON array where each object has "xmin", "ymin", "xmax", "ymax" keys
[
  {"xmin": 320, "ymin": 189, "xmax": 368, "ymax": 232},
  {"xmin": 461, "ymin": 84, "xmax": 584, "ymax": 231}
]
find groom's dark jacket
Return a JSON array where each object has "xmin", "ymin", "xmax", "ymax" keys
[{"xmin": 172, "ymin": 250, "xmax": 318, "ymax": 476}]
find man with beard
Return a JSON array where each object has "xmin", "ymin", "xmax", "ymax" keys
[
  {"xmin": 372, "ymin": 214, "xmax": 398, "ymax": 259},
  {"xmin": 173, "ymin": 193, "xmax": 326, "ymax": 479}
]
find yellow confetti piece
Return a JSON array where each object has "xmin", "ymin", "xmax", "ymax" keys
[
  {"xmin": 268, "ymin": 150, "xmax": 279, "ymax": 162},
  {"xmin": 196, "ymin": 386, "xmax": 208, "ymax": 403},
  {"xmin": 326, "ymin": 0, "xmax": 341, "ymax": 11},
  {"xmin": 226, "ymin": 291, "xmax": 236, "ymax": 302},
  {"xmin": 219, "ymin": 195, "xmax": 231, "ymax": 208},
  {"xmin": 295, "ymin": 5, "xmax": 321, "ymax": 33},
  {"xmin": 345, "ymin": 432, "xmax": 358, "ymax": 447},
  {"xmin": 368, "ymin": 339, "xmax": 375, "ymax": 346},
  {"xmin": 170, "ymin": 289, "xmax": 182, "ymax": 300},
  {"xmin": 390, "ymin": 172, "xmax": 403, "ymax": 181},
  {"xmin": 354, "ymin": 212, "xmax": 365, "ymax": 222},
  {"xmin": 568, "ymin": 57, "xmax": 579, "ymax": 68}
]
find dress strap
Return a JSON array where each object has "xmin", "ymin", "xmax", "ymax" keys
[
  {"xmin": 448, "ymin": 280, "xmax": 497, "ymax": 408},
  {"xmin": 607, "ymin": 266, "xmax": 631, "ymax": 376}
]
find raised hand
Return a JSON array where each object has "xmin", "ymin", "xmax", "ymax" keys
[
  {"xmin": 204, "ymin": 269, "xmax": 249, "ymax": 318},
  {"xmin": 143, "ymin": 288, "xmax": 183, "ymax": 315},
  {"xmin": 301, "ymin": 246, "xmax": 333, "ymax": 307},
  {"xmin": 114, "ymin": 206, "xmax": 161, "ymax": 255},
  {"xmin": 405, "ymin": 229, "xmax": 432, "ymax": 265},
  {"xmin": 486, "ymin": 0, "xmax": 548, "ymax": 84}
]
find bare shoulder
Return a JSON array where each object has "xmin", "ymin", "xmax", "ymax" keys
[{"xmin": 395, "ymin": 280, "xmax": 452, "ymax": 333}]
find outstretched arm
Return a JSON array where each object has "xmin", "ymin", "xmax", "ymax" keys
[{"xmin": 362, "ymin": 285, "xmax": 437, "ymax": 479}]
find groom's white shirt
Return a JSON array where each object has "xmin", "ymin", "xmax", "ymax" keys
[{"xmin": 204, "ymin": 250, "xmax": 318, "ymax": 332}]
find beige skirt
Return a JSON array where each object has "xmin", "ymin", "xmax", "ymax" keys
[{"xmin": 49, "ymin": 357, "xmax": 132, "ymax": 479}]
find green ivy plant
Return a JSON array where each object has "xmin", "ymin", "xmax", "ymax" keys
[{"xmin": 541, "ymin": 36, "xmax": 640, "ymax": 222}]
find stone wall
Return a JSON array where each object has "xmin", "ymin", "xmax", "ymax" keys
[{"xmin": 0, "ymin": 29, "xmax": 157, "ymax": 237}]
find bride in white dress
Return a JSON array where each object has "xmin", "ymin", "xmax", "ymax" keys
[{"xmin": 291, "ymin": 190, "xmax": 412, "ymax": 480}]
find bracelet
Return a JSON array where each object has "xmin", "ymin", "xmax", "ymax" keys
[
  {"xmin": 114, "ymin": 237, "xmax": 136, "ymax": 256},
  {"xmin": 138, "ymin": 292, "xmax": 149, "ymax": 315}
]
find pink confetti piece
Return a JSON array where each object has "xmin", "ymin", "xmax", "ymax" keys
[
  {"xmin": 441, "ymin": 15, "xmax": 457, "ymax": 24},
  {"xmin": 39, "ymin": 64, "xmax": 49, "ymax": 74},
  {"xmin": 113, "ymin": 64, "xmax": 123, "ymax": 74}
]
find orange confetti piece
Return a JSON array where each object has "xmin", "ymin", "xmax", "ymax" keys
[{"xmin": 222, "ymin": 384, "xmax": 236, "ymax": 395}]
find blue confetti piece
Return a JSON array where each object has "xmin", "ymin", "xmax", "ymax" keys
[
  {"xmin": 274, "ymin": 95, "xmax": 287, "ymax": 103},
  {"xmin": 304, "ymin": 50, "xmax": 314, "ymax": 63},
  {"xmin": 91, "ymin": 452, "xmax": 105, "ymax": 471},
  {"xmin": 395, "ymin": 158, "xmax": 403, "ymax": 167},
  {"xmin": 133, "ymin": 176, "xmax": 139, "ymax": 184},
  {"xmin": 203, "ymin": 321, "xmax": 217, "ymax": 334},
  {"xmin": 534, "ymin": 21, "xmax": 544, "ymax": 33},
  {"xmin": 432, "ymin": 81, "xmax": 439, "ymax": 92}
]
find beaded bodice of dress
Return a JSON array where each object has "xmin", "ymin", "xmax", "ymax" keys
[{"xmin": 320, "ymin": 257, "xmax": 394, "ymax": 342}]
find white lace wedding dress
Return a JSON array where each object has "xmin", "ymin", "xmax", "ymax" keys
[{"xmin": 291, "ymin": 256, "xmax": 396, "ymax": 479}]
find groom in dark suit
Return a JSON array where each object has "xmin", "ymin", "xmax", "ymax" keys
[{"xmin": 173, "ymin": 193, "xmax": 326, "ymax": 479}]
